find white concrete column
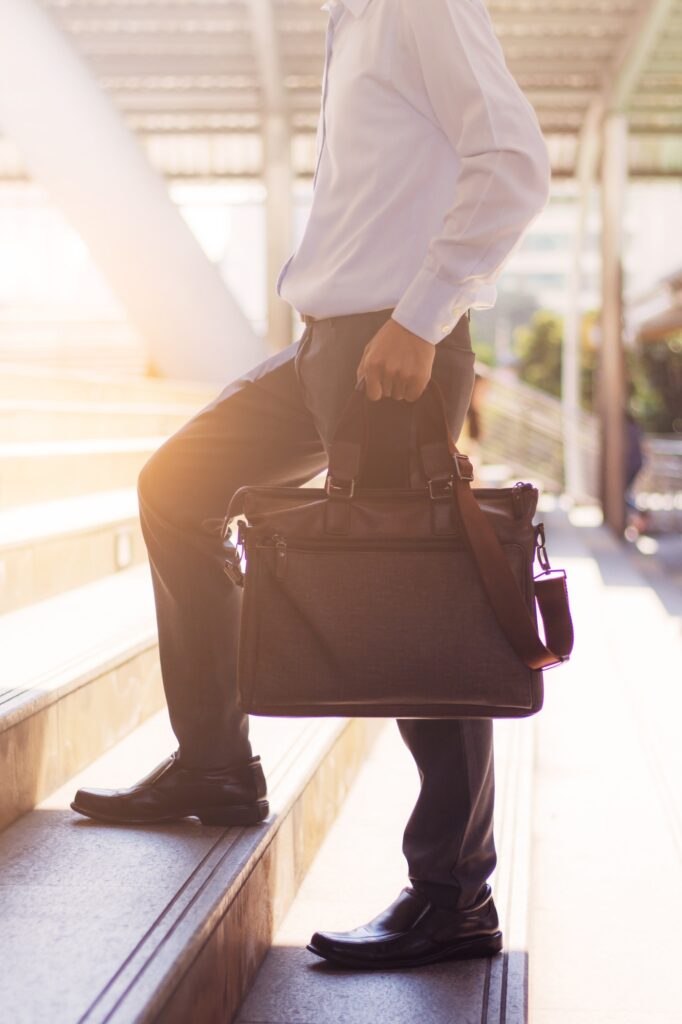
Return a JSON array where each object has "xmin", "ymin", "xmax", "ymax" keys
[
  {"xmin": 599, "ymin": 113, "xmax": 628, "ymax": 534},
  {"xmin": 0, "ymin": 0, "xmax": 262, "ymax": 383},
  {"xmin": 562, "ymin": 186, "xmax": 589, "ymax": 502},
  {"xmin": 564, "ymin": 102, "xmax": 603, "ymax": 504},
  {"xmin": 246, "ymin": 0, "xmax": 295, "ymax": 350},
  {"xmin": 264, "ymin": 113, "xmax": 294, "ymax": 350}
]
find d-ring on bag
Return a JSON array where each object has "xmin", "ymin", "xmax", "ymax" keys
[{"xmin": 223, "ymin": 381, "xmax": 574, "ymax": 718}]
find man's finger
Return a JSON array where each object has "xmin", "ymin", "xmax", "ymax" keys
[
  {"xmin": 390, "ymin": 376, "xmax": 407, "ymax": 401},
  {"xmin": 381, "ymin": 371, "xmax": 398, "ymax": 399},
  {"xmin": 404, "ymin": 376, "xmax": 427, "ymax": 402},
  {"xmin": 365, "ymin": 365, "xmax": 384, "ymax": 401}
]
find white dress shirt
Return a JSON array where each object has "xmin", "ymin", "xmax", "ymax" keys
[{"xmin": 277, "ymin": 0, "xmax": 551, "ymax": 344}]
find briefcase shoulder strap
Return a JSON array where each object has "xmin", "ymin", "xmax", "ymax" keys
[
  {"xmin": 325, "ymin": 380, "xmax": 573, "ymax": 671},
  {"xmin": 452, "ymin": 469, "xmax": 574, "ymax": 669},
  {"xmin": 414, "ymin": 380, "xmax": 574, "ymax": 670}
]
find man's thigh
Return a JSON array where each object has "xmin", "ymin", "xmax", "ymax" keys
[{"xmin": 138, "ymin": 335, "xmax": 327, "ymax": 526}]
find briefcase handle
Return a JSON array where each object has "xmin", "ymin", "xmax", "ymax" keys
[
  {"xmin": 327, "ymin": 380, "xmax": 574, "ymax": 671},
  {"xmin": 326, "ymin": 380, "xmax": 470, "ymax": 497}
]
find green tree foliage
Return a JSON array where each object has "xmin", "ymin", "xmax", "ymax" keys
[
  {"xmin": 628, "ymin": 335, "xmax": 682, "ymax": 434},
  {"xmin": 514, "ymin": 311, "xmax": 563, "ymax": 397},
  {"xmin": 513, "ymin": 309, "xmax": 596, "ymax": 409},
  {"xmin": 511, "ymin": 309, "xmax": 681, "ymax": 434}
]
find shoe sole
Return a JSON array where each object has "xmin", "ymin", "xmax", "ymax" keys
[
  {"xmin": 306, "ymin": 931, "xmax": 503, "ymax": 970},
  {"xmin": 69, "ymin": 799, "xmax": 269, "ymax": 827}
]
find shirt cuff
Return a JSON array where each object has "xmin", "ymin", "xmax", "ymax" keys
[{"xmin": 392, "ymin": 267, "xmax": 476, "ymax": 344}]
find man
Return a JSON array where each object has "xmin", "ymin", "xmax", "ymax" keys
[{"xmin": 71, "ymin": 0, "xmax": 550, "ymax": 969}]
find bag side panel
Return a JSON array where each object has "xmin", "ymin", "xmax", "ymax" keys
[{"xmin": 237, "ymin": 543, "xmax": 542, "ymax": 716}]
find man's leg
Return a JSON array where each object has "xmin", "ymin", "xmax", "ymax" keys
[
  {"xmin": 307, "ymin": 310, "xmax": 500, "ymax": 967},
  {"xmin": 136, "ymin": 339, "xmax": 326, "ymax": 770},
  {"xmin": 397, "ymin": 718, "xmax": 496, "ymax": 910},
  {"xmin": 72, "ymin": 336, "xmax": 328, "ymax": 823},
  {"xmin": 390, "ymin": 319, "xmax": 496, "ymax": 910},
  {"xmin": 303, "ymin": 309, "xmax": 496, "ymax": 909}
]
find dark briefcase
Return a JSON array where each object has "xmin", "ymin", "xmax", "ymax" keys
[{"xmin": 223, "ymin": 382, "xmax": 574, "ymax": 719}]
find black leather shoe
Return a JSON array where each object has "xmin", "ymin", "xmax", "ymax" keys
[
  {"xmin": 70, "ymin": 752, "xmax": 269, "ymax": 826},
  {"xmin": 308, "ymin": 885, "xmax": 502, "ymax": 969}
]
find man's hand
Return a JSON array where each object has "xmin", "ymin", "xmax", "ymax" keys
[{"xmin": 356, "ymin": 318, "xmax": 436, "ymax": 402}]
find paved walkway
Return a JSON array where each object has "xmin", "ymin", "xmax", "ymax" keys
[
  {"xmin": 237, "ymin": 508, "xmax": 682, "ymax": 1024},
  {"xmin": 529, "ymin": 507, "xmax": 682, "ymax": 1024}
]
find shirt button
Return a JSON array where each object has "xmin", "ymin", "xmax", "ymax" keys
[{"xmin": 441, "ymin": 324, "xmax": 452, "ymax": 334}]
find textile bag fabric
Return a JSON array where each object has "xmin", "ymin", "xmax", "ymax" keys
[{"xmin": 224, "ymin": 382, "xmax": 573, "ymax": 719}]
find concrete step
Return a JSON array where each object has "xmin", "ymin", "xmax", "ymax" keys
[
  {"xmin": 0, "ymin": 564, "xmax": 162, "ymax": 832},
  {"xmin": 0, "ymin": 708, "xmax": 381, "ymax": 1023},
  {"xmin": 0, "ymin": 364, "xmax": 217, "ymax": 407},
  {"xmin": 0, "ymin": 437, "xmax": 163, "ymax": 508},
  {"xmin": 0, "ymin": 329, "xmax": 149, "ymax": 378},
  {"xmin": 0, "ymin": 398, "xmax": 198, "ymax": 442},
  {"xmin": 238, "ymin": 718, "xmax": 534, "ymax": 1024},
  {"xmin": 0, "ymin": 490, "xmax": 144, "ymax": 614}
]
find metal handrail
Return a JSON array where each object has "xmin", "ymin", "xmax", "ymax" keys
[{"xmin": 473, "ymin": 363, "xmax": 600, "ymax": 499}]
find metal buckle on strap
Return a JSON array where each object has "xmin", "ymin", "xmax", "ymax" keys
[
  {"xmin": 325, "ymin": 476, "xmax": 355, "ymax": 499},
  {"xmin": 428, "ymin": 476, "xmax": 454, "ymax": 501},
  {"xmin": 535, "ymin": 522, "xmax": 552, "ymax": 572},
  {"xmin": 542, "ymin": 653, "xmax": 571, "ymax": 670},
  {"xmin": 453, "ymin": 453, "xmax": 474, "ymax": 482},
  {"xmin": 534, "ymin": 567, "xmax": 567, "ymax": 581}
]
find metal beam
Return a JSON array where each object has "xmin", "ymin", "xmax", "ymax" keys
[
  {"xmin": 599, "ymin": 113, "xmax": 628, "ymax": 533},
  {"xmin": 608, "ymin": 0, "xmax": 676, "ymax": 113}
]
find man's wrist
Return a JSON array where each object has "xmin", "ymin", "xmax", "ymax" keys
[
  {"xmin": 389, "ymin": 317, "xmax": 431, "ymax": 347},
  {"xmin": 393, "ymin": 266, "xmax": 473, "ymax": 343}
]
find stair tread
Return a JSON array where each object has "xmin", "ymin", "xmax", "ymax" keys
[
  {"xmin": 0, "ymin": 565, "xmax": 155, "ymax": 726},
  {"xmin": 0, "ymin": 363, "xmax": 213, "ymax": 392},
  {"xmin": 0, "ymin": 398, "xmax": 199, "ymax": 415},
  {"xmin": 238, "ymin": 720, "xmax": 531, "ymax": 1024},
  {"xmin": 0, "ymin": 708, "xmax": 354, "ymax": 1024},
  {"xmin": 0, "ymin": 436, "xmax": 165, "ymax": 456},
  {"xmin": 0, "ymin": 489, "xmax": 139, "ymax": 548}
]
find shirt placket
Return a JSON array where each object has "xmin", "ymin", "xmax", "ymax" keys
[
  {"xmin": 277, "ymin": 2, "xmax": 342, "ymax": 297},
  {"xmin": 312, "ymin": 3, "xmax": 343, "ymax": 188}
]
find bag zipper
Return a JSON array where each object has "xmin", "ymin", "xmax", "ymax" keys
[
  {"xmin": 236, "ymin": 481, "xmax": 535, "ymax": 506},
  {"xmin": 261, "ymin": 533, "xmax": 506, "ymax": 581},
  {"xmin": 226, "ymin": 482, "xmax": 536, "ymax": 529}
]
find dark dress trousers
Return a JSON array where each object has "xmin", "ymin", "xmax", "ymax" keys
[{"xmin": 137, "ymin": 308, "xmax": 496, "ymax": 910}]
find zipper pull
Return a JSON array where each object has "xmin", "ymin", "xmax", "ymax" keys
[
  {"xmin": 223, "ymin": 547, "xmax": 244, "ymax": 587},
  {"xmin": 512, "ymin": 481, "xmax": 531, "ymax": 519},
  {"xmin": 273, "ymin": 534, "xmax": 287, "ymax": 580},
  {"xmin": 237, "ymin": 519, "xmax": 248, "ymax": 561}
]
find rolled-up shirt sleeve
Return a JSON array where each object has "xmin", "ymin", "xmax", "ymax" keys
[{"xmin": 392, "ymin": 0, "xmax": 552, "ymax": 344}]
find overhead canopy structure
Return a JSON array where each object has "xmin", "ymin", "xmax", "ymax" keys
[{"xmin": 0, "ymin": 0, "xmax": 680, "ymax": 182}]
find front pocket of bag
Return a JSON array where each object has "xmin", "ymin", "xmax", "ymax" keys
[{"xmin": 240, "ymin": 540, "xmax": 536, "ymax": 711}]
